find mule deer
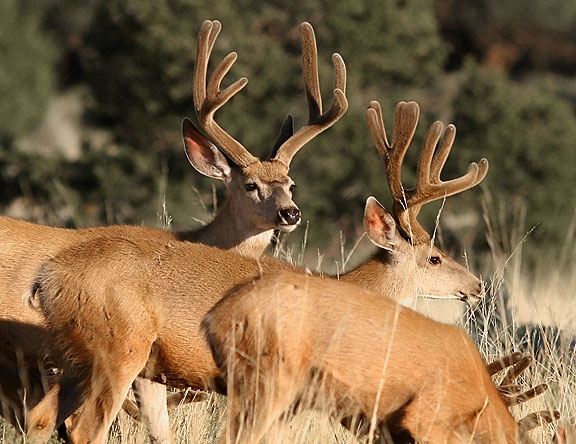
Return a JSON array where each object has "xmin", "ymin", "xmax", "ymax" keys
[
  {"xmin": 23, "ymin": 97, "xmax": 505, "ymax": 442},
  {"xmin": 0, "ymin": 19, "xmax": 347, "ymax": 440},
  {"xmin": 203, "ymin": 272, "xmax": 553, "ymax": 444}
]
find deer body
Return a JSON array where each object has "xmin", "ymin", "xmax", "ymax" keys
[
  {"xmin": 26, "ymin": 216, "xmax": 485, "ymax": 444},
  {"xmin": 203, "ymin": 272, "xmax": 519, "ymax": 444},
  {"xmin": 0, "ymin": 154, "xmax": 298, "ymax": 433},
  {"xmin": 25, "ymin": 239, "xmax": 290, "ymax": 443}
]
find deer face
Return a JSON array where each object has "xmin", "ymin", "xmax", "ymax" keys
[
  {"xmin": 183, "ymin": 121, "xmax": 301, "ymax": 233},
  {"xmin": 404, "ymin": 243, "xmax": 484, "ymax": 304},
  {"xmin": 182, "ymin": 20, "xmax": 346, "ymax": 238},
  {"xmin": 364, "ymin": 197, "xmax": 484, "ymax": 304},
  {"xmin": 230, "ymin": 161, "xmax": 300, "ymax": 232}
]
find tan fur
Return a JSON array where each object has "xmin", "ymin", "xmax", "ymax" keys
[
  {"xmin": 24, "ymin": 220, "xmax": 484, "ymax": 443},
  {"xmin": 0, "ymin": 18, "xmax": 331, "ymax": 434},
  {"xmin": 203, "ymin": 272, "xmax": 520, "ymax": 444}
]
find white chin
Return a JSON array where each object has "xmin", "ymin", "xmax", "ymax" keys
[{"xmin": 277, "ymin": 224, "xmax": 298, "ymax": 233}]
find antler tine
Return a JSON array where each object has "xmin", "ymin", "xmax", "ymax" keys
[
  {"xmin": 366, "ymin": 101, "xmax": 389, "ymax": 159},
  {"xmin": 301, "ymin": 22, "xmax": 322, "ymax": 117},
  {"xmin": 272, "ymin": 22, "xmax": 348, "ymax": 166},
  {"xmin": 366, "ymin": 101, "xmax": 420, "ymax": 204},
  {"xmin": 193, "ymin": 20, "xmax": 220, "ymax": 111},
  {"xmin": 519, "ymin": 410, "xmax": 561, "ymax": 432},
  {"xmin": 193, "ymin": 20, "xmax": 257, "ymax": 168},
  {"xmin": 409, "ymin": 122, "xmax": 489, "ymax": 207},
  {"xmin": 500, "ymin": 355, "xmax": 532, "ymax": 387},
  {"xmin": 399, "ymin": 117, "xmax": 489, "ymax": 243},
  {"xmin": 503, "ymin": 384, "xmax": 548, "ymax": 407},
  {"xmin": 487, "ymin": 352, "xmax": 524, "ymax": 375},
  {"xmin": 428, "ymin": 124, "xmax": 489, "ymax": 192}
]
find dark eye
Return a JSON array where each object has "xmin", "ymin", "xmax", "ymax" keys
[
  {"xmin": 429, "ymin": 256, "xmax": 442, "ymax": 265},
  {"xmin": 245, "ymin": 183, "xmax": 258, "ymax": 192}
]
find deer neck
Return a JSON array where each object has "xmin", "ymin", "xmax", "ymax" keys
[
  {"xmin": 340, "ymin": 250, "xmax": 415, "ymax": 303},
  {"xmin": 179, "ymin": 198, "xmax": 273, "ymax": 260}
]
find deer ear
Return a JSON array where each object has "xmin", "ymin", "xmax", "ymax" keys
[
  {"xmin": 182, "ymin": 118, "xmax": 232, "ymax": 181},
  {"xmin": 270, "ymin": 115, "xmax": 294, "ymax": 159},
  {"xmin": 363, "ymin": 197, "xmax": 397, "ymax": 251}
]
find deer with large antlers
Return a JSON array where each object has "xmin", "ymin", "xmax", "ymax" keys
[
  {"xmin": 203, "ymin": 272, "xmax": 553, "ymax": 444},
  {"xmin": 23, "ymin": 98, "xmax": 550, "ymax": 443},
  {"xmin": 0, "ymin": 20, "xmax": 346, "ymax": 441}
]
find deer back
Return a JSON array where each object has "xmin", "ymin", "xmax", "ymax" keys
[{"xmin": 202, "ymin": 271, "xmax": 519, "ymax": 444}]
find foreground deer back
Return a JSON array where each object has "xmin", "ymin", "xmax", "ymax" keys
[
  {"xmin": 0, "ymin": 20, "xmax": 346, "ymax": 433},
  {"xmin": 202, "ymin": 272, "xmax": 523, "ymax": 444}
]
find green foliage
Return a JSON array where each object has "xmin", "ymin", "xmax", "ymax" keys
[
  {"xmin": 452, "ymin": 63, "xmax": 576, "ymax": 256},
  {"xmin": 0, "ymin": 0, "xmax": 55, "ymax": 143}
]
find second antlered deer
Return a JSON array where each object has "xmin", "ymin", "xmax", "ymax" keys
[
  {"xmin": 23, "ymin": 96, "xmax": 498, "ymax": 443},
  {"xmin": 0, "ymin": 19, "xmax": 347, "ymax": 441}
]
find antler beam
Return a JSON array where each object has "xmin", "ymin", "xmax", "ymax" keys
[
  {"xmin": 366, "ymin": 100, "xmax": 488, "ymax": 244},
  {"xmin": 194, "ymin": 20, "xmax": 257, "ymax": 167},
  {"xmin": 272, "ymin": 22, "xmax": 348, "ymax": 166}
]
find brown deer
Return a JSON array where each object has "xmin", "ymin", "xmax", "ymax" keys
[
  {"xmin": 202, "ymin": 271, "xmax": 552, "ymax": 444},
  {"xmin": 0, "ymin": 20, "xmax": 347, "ymax": 440},
  {"xmin": 23, "ymin": 98, "xmax": 500, "ymax": 443}
]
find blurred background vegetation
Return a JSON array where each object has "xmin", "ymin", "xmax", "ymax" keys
[{"xmin": 1, "ymin": 0, "xmax": 575, "ymax": 269}]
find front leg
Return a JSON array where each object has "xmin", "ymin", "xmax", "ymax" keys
[{"xmin": 132, "ymin": 377, "xmax": 172, "ymax": 444}]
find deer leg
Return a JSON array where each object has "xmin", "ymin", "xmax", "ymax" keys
[
  {"xmin": 26, "ymin": 366, "xmax": 84, "ymax": 444},
  {"xmin": 219, "ymin": 363, "xmax": 305, "ymax": 444},
  {"xmin": 65, "ymin": 350, "xmax": 151, "ymax": 444},
  {"xmin": 131, "ymin": 377, "xmax": 172, "ymax": 444}
]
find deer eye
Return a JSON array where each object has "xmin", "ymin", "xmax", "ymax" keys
[
  {"xmin": 428, "ymin": 256, "xmax": 442, "ymax": 265},
  {"xmin": 245, "ymin": 183, "xmax": 258, "ymax": 192}
]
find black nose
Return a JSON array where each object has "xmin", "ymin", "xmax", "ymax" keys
[{"xmin": 279, "ymin": 208, "xmax": 301, "ymax": 225}]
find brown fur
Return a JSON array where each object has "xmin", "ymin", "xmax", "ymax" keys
[
  {"xmin": 1, "ymin": 20, "xmax": 346, "ymax": 436},
  {"xmin": 203, "ymin": 272, "xmax": 520, "ymax": 444},
  {"xmin": 24, "ymin": 217, "xmax": 484, "ymax": 444}
]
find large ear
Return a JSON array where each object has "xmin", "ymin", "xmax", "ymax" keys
[
  {"xmin": 182, "ymin": 118, "xmax": 232, "ymax": 181},
  {"xmin": 270, "ymin": 115, "xmax": 294, "ymax": 159},
  {"xmin": 363, "ymin": 196, "xmax": 397, "ymax": 251}
]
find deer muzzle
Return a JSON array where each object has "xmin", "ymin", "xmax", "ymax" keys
[
  {"xmin": 458, "ymin": 281, "xmax": 485, "ymax": 305},
  {"xmin": 277, "ymin": 207, "xmax": 301, "ymax": 229}
]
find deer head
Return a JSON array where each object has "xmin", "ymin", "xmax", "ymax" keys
[
  {"xmin": 183, "ymin": 20, "xmax": 347, "ymax": 233},
  {"xmin": 363, "ymin": 101, "xmax": 488, "ymax": 304}
]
